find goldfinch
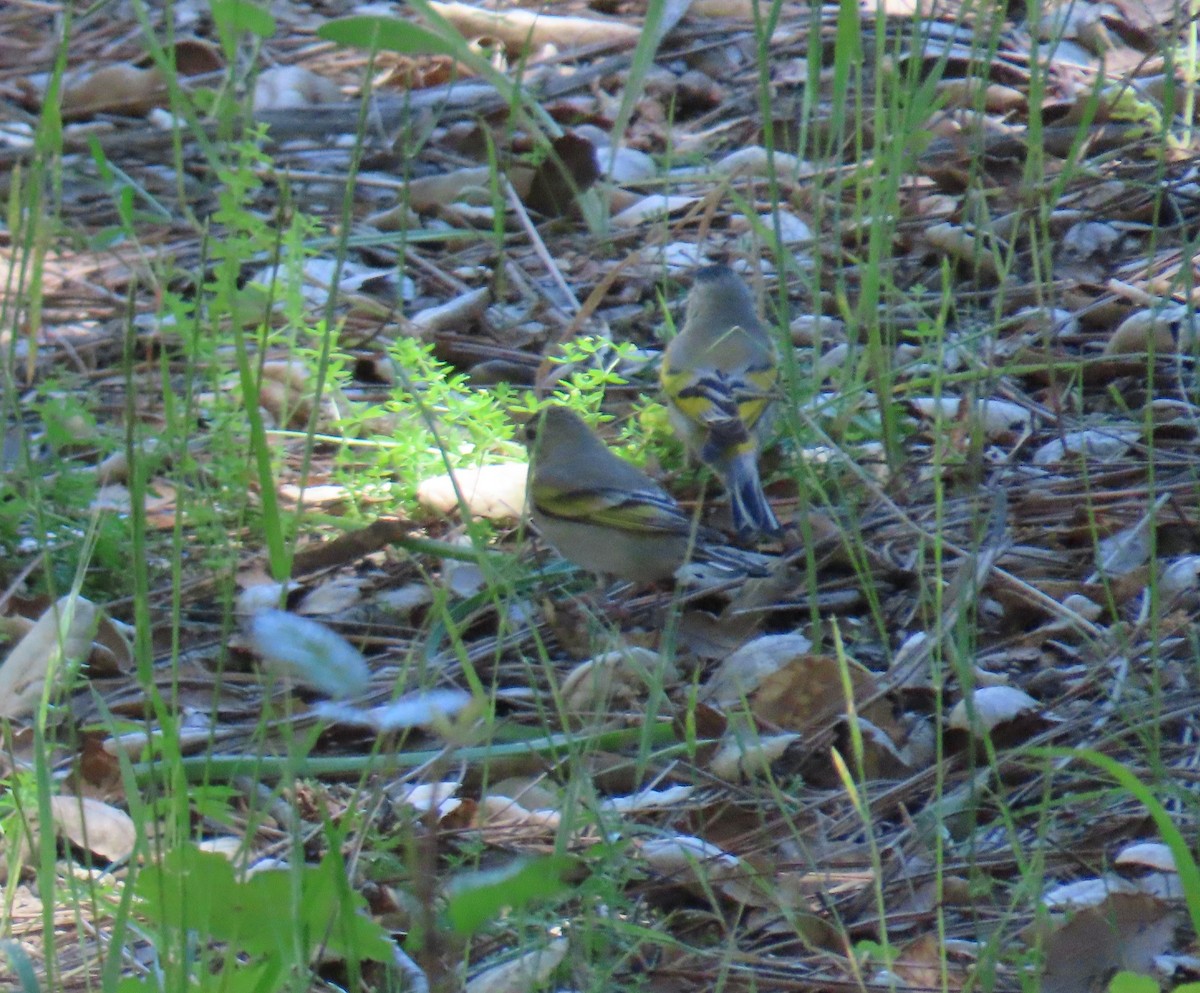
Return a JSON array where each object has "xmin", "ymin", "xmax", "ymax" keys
[
  {"xmin": 527, "ymin": 405, "xmax": 733, "ymax": 582},
  {"xmin": 660, "ymin": 264, "xmax": 781, "ymax": 536}
]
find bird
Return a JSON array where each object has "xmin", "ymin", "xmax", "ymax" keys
[
  {"xmin": 526, "ymin": 405, "xmax": 753, "ymax": 583},
  {"xmin": 659, "ymin": 264, "xmax": 781, "ymax": 536}
]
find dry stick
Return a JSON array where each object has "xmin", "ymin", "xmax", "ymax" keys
[{"xmin": 503, "ymin": 179, "xmax": 581, "ymax": 316}]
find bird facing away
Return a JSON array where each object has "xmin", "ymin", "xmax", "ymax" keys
[
  {"xmin": 659, "ymin": 264, "xmax": 781, "ymax": 536},
  {"xmin": 526, "ymin": 405, "xmax": 719, "ymax": 583}
]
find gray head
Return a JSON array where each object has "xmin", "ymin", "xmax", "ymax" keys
[{"xmin": 684, "ymin": 265, "xmax": 760, "ymax": 332}]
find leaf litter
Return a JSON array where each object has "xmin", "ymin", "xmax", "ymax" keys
[{"xmin": 4, "ymin": 0, "xmax": 1200, "ymax": 990}]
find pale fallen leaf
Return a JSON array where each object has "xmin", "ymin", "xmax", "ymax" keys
[
  {"xmin": 639, "ymin": 240, "xmax": 707, "ymax": 270},
  {"xmin": 0, "ymin": 595, "xmax": 98, "ymax": 720},
  {"xmin": 611, "ymin": 194, "xmax": 701, "ymax": 228},
  {"xmin": 1113, "ymin": 842, "xmax": 1176, "ymax": 873},
  {"xmin": 1104, "ymin": 303, "xmax": 1197, "ymax": 355},
  {"xmin": 430, "ymin": 0, "xmax": 639, "ymax": 49},
  {"xmin": 908, "ymin": 396, "xmax": 1032, "ymax": 440},
  {"xmin": 1159, "ymin": 556, "xmax": 1200, "ymax": 597},
  {"xmin": 559, "ymin": 646, "xmax": 675, "ymax": 715},
  {"xmin": 253, "ymin": 66, "xmax": 342, "ymax": 111},
  {"xmin": 702, "ymin": 633, "xmax": 814, "ymax": 705},
  {"xmin": 599, "ymin": 145, "xmax": 656, "ymax": 183},
  {"xmin": 924, "ymin": 222, "xmax": 1001, "ymax": 281},
  {"xmin": 416, "ymin": 463, "xmax": 528, "ymax": 521},
  {"xmin": 1043, "ymin": 876, "xmax": 1139, "ymax": 910},
  {"xmin": 1031, "ymin": 427, "xmax": 1138, "ymax": 465},
  {"xmin": 295, "ymin": 577, "xmax": 366, "ymax": 617},
  {"xmin": 641, "ymin": 836, "xmax": 774, "ymax": 907},
  {"xmin": 394, "ymin": 782, "xmax": 463, "ymax": 820},
  {"xmin": 409, "ymin": 286, "xmax": 492, "ymax": 340},
  {"xmin": 474, "ymin": 795, "xmax": 562, "ymax": 832},
  {"xmin": 730, "ymin": 210, "xmax": 813, "ymax": 246},
  {"xmin": 1096, "ymin": 520, "xmax": 1153, "ymax": 576},
  {"xmin": 713, "ymin": 146, "xmax": 806, "ymax": 178},
  {"xmin": 404, "ymin": 167, "xmax": 497, "ymax": 211},
  {"xmin": 599, "ymin": 785, "xmax": 694, "ymax": 813},
  {"xmin": 709, "ymin": 732, "xmax": 801, "ymax": 781},
  {"xmin": 948, "ymin": 686, "xmax": 1041, "ymax": 734},
  {"xmin": 1062, "ymin": 220, "xmax": 1122, "ymax": 262},
  {"xmin": 703, "ymin": 635, "xmax": 895, "ymax": 737},
  {"xmin": 49, "ymin": 795, "xmax": 136, "ymax": 862},
  {"xmin": 465, "ymin": 937, "xmax": 568, "ymax": 993}
]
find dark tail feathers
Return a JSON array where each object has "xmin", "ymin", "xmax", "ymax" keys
[{"xmin": 727, "ymin": 453, "xmax": 781, "ymax": 536}]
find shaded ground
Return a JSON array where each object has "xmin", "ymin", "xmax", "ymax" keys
[{"xmin": 3, "ymin": 0, "xmax": 1200, "ymax": 990}]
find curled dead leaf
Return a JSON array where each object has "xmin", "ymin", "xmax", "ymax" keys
[
  {"xmin": 1113, "ymin": 842, "xmax": 1176, "ymax": 874},
  {"xmin": 1104, "ymin": 304, "xmax": 1197, "ymax": 356},
  {"xmin": 709, "ymin": 732, "xmax": 802, "ymax": 782},
  {"xmin": 947, "ymin": 685, "xmax": 1055, "ymax": 746},
  {"xmin": 559, "ymin": 646, "xmax": 675, "ymax": 716}
]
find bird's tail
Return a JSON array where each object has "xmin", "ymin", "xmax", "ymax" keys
[{"xmin": 726, "ymin": 450, "xmax": 781, "ymax": 536}]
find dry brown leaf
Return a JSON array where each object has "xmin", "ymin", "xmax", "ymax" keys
[
  {"xmin": 1040, "ymin": 893, "xmax": 1182, "ymax": 993},
  {"xmin": 61, "ymin": 64, "xmax": 167, "ymax": 117},
  {"xmin": 523, "ymin": 133, "xmax": 601, "ymax": 218},
  {"xmin": 704, "ymin": 634, "xmax": 895, "ymax": 735}
]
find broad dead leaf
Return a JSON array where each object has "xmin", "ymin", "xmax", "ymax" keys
[
  {"xmin": 48, "ymin": 795, "xmax": 137, "ymax": 862},
  {"xmin": 0, "ymin": 596, "xmax": 98, "ymax": 720},
  {"xmin": 1040, "ymin": 892, "xmax": 1182, "ymax": 993}
]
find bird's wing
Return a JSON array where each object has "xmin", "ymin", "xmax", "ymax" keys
[{"xmin": 536, "ymin": 485, "xmax": 694, "ymax": 536}]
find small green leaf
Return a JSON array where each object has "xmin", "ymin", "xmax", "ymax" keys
[
  {"xmin": 211, "ymin": 0, "xmax": 276, "ymax": 40},
  {"xmin": 1108, "ymin": 971, "xmax": 1159, "ymax": 993},
  {"xmin": 317, "ymin": 15, "xmax": 458, "ymax": 57},
  {"xmin": 134, "ymin": 844, "xmax": 393, "ymax": 965},
  {"xmin": 445, "ymin": 856, "xmax": 575, "ymax": 936}
]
